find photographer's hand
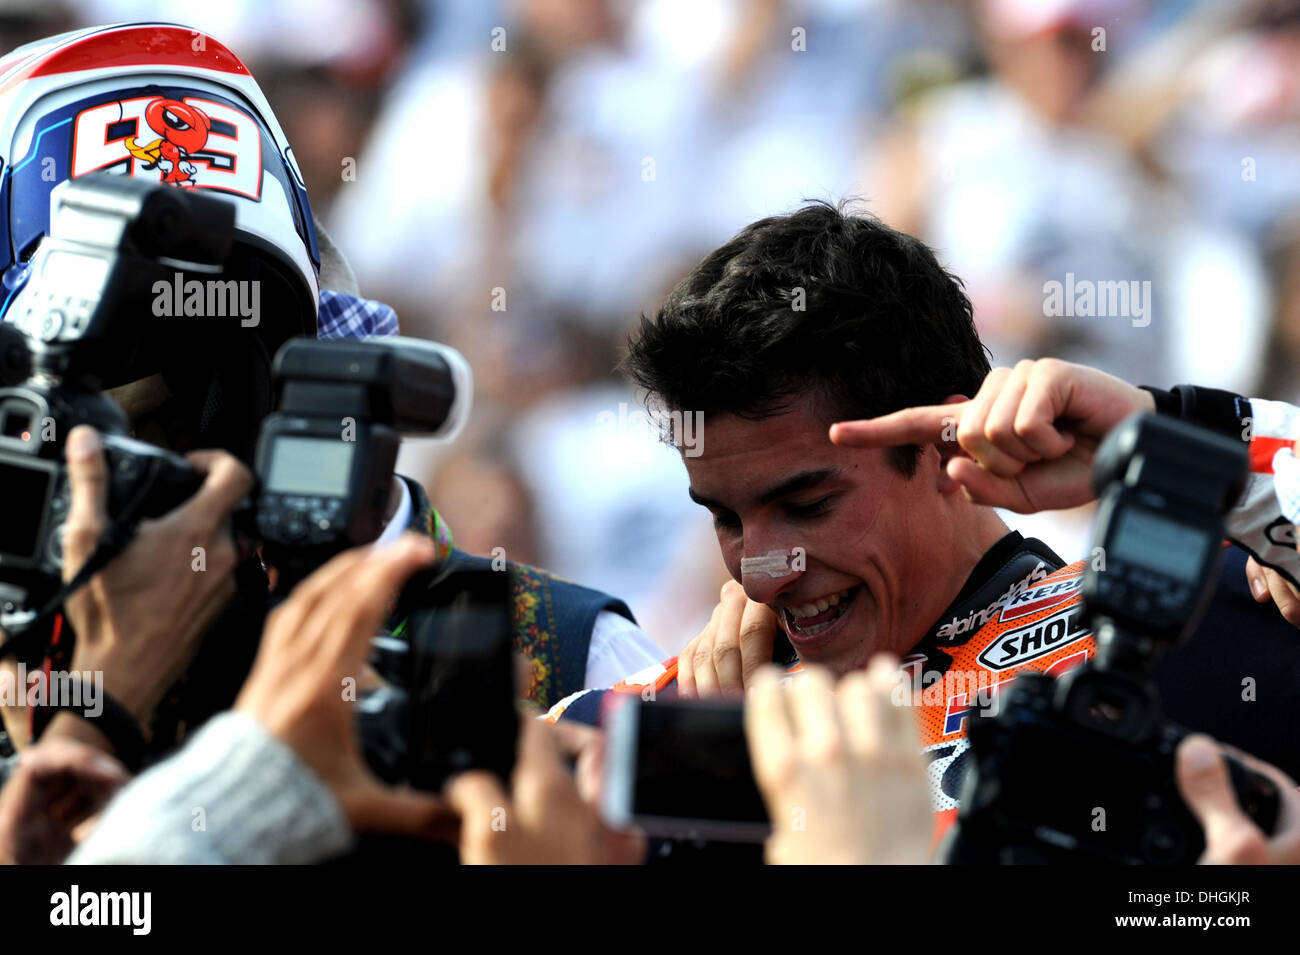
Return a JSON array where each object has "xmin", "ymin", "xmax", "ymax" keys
[
  {"xmin": 235, "ymin": 534, "xmax": 455, "ymax": 840},
  {"xmin": 744, "ymin": 657, "xmax": 931, "ymax": 864},
  {"xmin": 0, "ymin": 738, "xmax": 126, "ymax": 864},
  {"xmin": 830, "ymin": 359, "xmax": 1154, "ymax": 513},
  {"xmin": 445, "ymin": 716, "xmax": 644, "ymax": 864},
  {"xmin": 678, "ymin": 580, "xmax": 780, "ymax": 698},
  {"xmin": 1245, "ymin": 556, "xmax": 1300, "ymax": 629},
  {"xmin": 1175, "ymin": 734, "xmax": 1300, "ymax": 864},
  {"xmin": 43, "ymin": 426, "xmax": 252, "ymax": 752}
]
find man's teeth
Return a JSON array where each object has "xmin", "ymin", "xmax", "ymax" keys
[{"xmin": 786, "ymin": 588, "xmax": 853, "ymax": 619}]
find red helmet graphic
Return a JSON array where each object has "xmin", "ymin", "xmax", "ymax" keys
[
  {"xmin": 146, "ymin": 98, "xmax": 211, "ymax": 151},
  {"xmin": 126, "ymin": 98, "xmax": 214, "ymax": 187}
]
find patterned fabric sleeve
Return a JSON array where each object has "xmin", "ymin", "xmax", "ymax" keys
[{"xmin": 316, "ymin": 288, "xmax": 400, "ymax": 339}]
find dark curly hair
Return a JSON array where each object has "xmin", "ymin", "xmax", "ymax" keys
[{"xmin": 621, "ymin": 200, "xmax": 991, "ymax": 475}]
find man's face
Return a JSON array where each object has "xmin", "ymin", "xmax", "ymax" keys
[{"xmin": 683, "ymin": 393, "xmax": 958, "ymax": 676}]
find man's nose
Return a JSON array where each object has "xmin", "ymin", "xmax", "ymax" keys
[{"xmin": 739, "ymin": 547, "xmax": 803, "ymax": 605}]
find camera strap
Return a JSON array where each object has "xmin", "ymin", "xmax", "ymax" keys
[{"xmin": 0, "ymin": 481, "xmax": 152, "ymax": 663}]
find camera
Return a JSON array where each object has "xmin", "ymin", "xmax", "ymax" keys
[
  {"xmin": 250, "ymin": 334, "xmax": 471, "ymax": 590},
  {"xmin": 247, "ymin": 336, "xmax": 517, "ymax": 792},
  {"xmin": 602, "ymin": 696, "xmax": 769, "ymax": 843},
  {"xmin": 942, "ymin": 412, "xmax": 1281, "ymax": 864},
  {"xmin": 0, "ymin": 173, "xmax": 508, "ymax": 796},
  {"xmin": 162, "ymin": 332, "xmax": 474, "ymax": 758},
  {"xmin": 0, "ymin": 173, "xmax": 228, "ymax": 637},
  {"xmin": 246, "ymin": 336, "xmax": 513, "ymax": 794},
  {"xmin": 360, "ymin": 564, "xmax": 519, "ymax": 793}
]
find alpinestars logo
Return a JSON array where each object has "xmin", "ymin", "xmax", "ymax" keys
[
  {"xmin": 934, "ymin": 562, "xmax": 1051, "ymax": 641},
  {"xmin": 977, "ymin": 607, "xmax": 1092, "ymax": 670}
]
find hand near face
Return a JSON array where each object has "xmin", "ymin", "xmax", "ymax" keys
[
  {"xmin": 830, "ymin": 359, "xmax": 1155, "ymax": 513},
  {"xmin": 677, "ymin": 581, "xmax": 780, "ymax": 698}
]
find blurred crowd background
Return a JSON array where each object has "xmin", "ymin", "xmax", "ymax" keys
[{"xmin": 7, "ymin": 0, "xmax": 1299, "ymax": 655}]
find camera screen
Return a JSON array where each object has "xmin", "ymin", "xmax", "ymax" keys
[
  {"xmin": 1112, "ymin": 507, "xmax": 1207, "ymax": 583},
  {"xmin": 265, "ymin": 437, "xmax": 355, "ymax": 496},
  {"xmin": 0, "ymin": 461, "xmax": 51, "ymax": 558},
  {"xmin": 630, "ymin": 702, "xmax": 768, "ymax": 829}
]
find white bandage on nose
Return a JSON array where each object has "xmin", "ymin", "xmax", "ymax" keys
[{"xmin": 741, "ymin": 550, "xmax": 795, "ymax": 579}]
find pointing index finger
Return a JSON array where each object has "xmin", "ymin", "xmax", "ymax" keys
[{"xmin": 830, "ymin": 403, "xmax": 967, "ymax": 449}]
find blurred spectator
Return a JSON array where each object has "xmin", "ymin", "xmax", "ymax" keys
[{"xmin": 0, "ymin": 1, "xmax": 76, "ymax": 51}]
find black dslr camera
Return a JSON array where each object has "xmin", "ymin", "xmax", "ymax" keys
[
  {"xmin": 245, "ymin": 336, "xmax": 516, "ymax": 794},
  {"xmin": 251, "ymin": 335, "xmax": 470, "ymax": 591},
  {"xmin": 0, "ymin": 174, "xmax": 226, "ymax": 639},
  {"xmin": 942, "ymin": 412, "xmax": 1281, "ymax": 864}
]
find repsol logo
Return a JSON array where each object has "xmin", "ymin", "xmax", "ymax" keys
[
  {"xmin": 998, "ymin": 573, "xmax": 1083, "ymax": 622},
  {"xmin": 977, "ymin": 608, "xmax": 1091, "ymax": 670}
]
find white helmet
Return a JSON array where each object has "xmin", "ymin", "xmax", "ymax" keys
[{"xmin": 0, "ymin": 21, "xmax": 320, "ymax": 338}]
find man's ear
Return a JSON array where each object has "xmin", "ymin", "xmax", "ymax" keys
[{"xmin": 935, "ymin": 394, "xmax": 969, "ymax": 494}]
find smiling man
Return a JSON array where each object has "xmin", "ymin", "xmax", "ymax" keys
[
  {"xmin": 677, "ymin": 393, "xmax": 1012, "ymax": 675},
  {"xmin": 543, "ymin": 200, "xmax": 1070, "ymax": 723},
  {"xmin": 543, "ymin": 200, "xmax": 1300, "ymax": 860}
]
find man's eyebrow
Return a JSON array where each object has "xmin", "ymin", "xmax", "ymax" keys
[
  {"xmin": 688, "ymin": 469, "xmax": 840, "ymax": 512},
  {"xmin": 755, "ymin": 469, "xmax": 840, "ymax": 506}
]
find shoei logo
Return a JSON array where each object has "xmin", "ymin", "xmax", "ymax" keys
[
  {"xmin": 976, "ymin": 608, "xmax": 1091, "ymax": 671},
  {"xmin": 70, "ymin": 95, "xmax": 263, "ymax": 199}
]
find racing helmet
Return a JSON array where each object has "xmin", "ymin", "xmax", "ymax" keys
[{"xmin": 0, "ymin": 22, "xmax": 322, "ymax": 456}]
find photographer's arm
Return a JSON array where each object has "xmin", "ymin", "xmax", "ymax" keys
[
  {"xmin": 38, "ymin": 427, "xmax": 252, "ymax": 757},
  {"xmin": 1, "ymin": 427, "xmax": 253, "ymax": 755},
  {"xmin": 70, "ymin": 535, "xmax": 455, "ymax": 864}
]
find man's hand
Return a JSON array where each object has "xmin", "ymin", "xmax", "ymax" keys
[
  {"xmin": 1175, "ymin": 734, "xmax": 1300, "ymax": 864},
  {"xmin": 1245, "ymin": 557, "xmax": 1300, "ymax": 628},
  {"xmin": 445, "ymin": 716, "xmax": 644, "ymax": 864},
  {"xmin": 829, "ymin": 359, "xmax": 1155, "ymax": 513},
  {"xmin": 0, "ymin": 738, "xmax": 127, "ymax": 864},
  {"xmin": 235, "ymin": 534, "xmax": 455, "ymax": 840},
  {"xmin": 677, "ymin": 581, "xmax": 780, "ymax": 698},
  {"xmin": 744, "ymin": 657, "xmax": 931, "ymax": 864},
  {"xmin": 36, "ymin": 426, "xmax": 253, "ymax": 752}
]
